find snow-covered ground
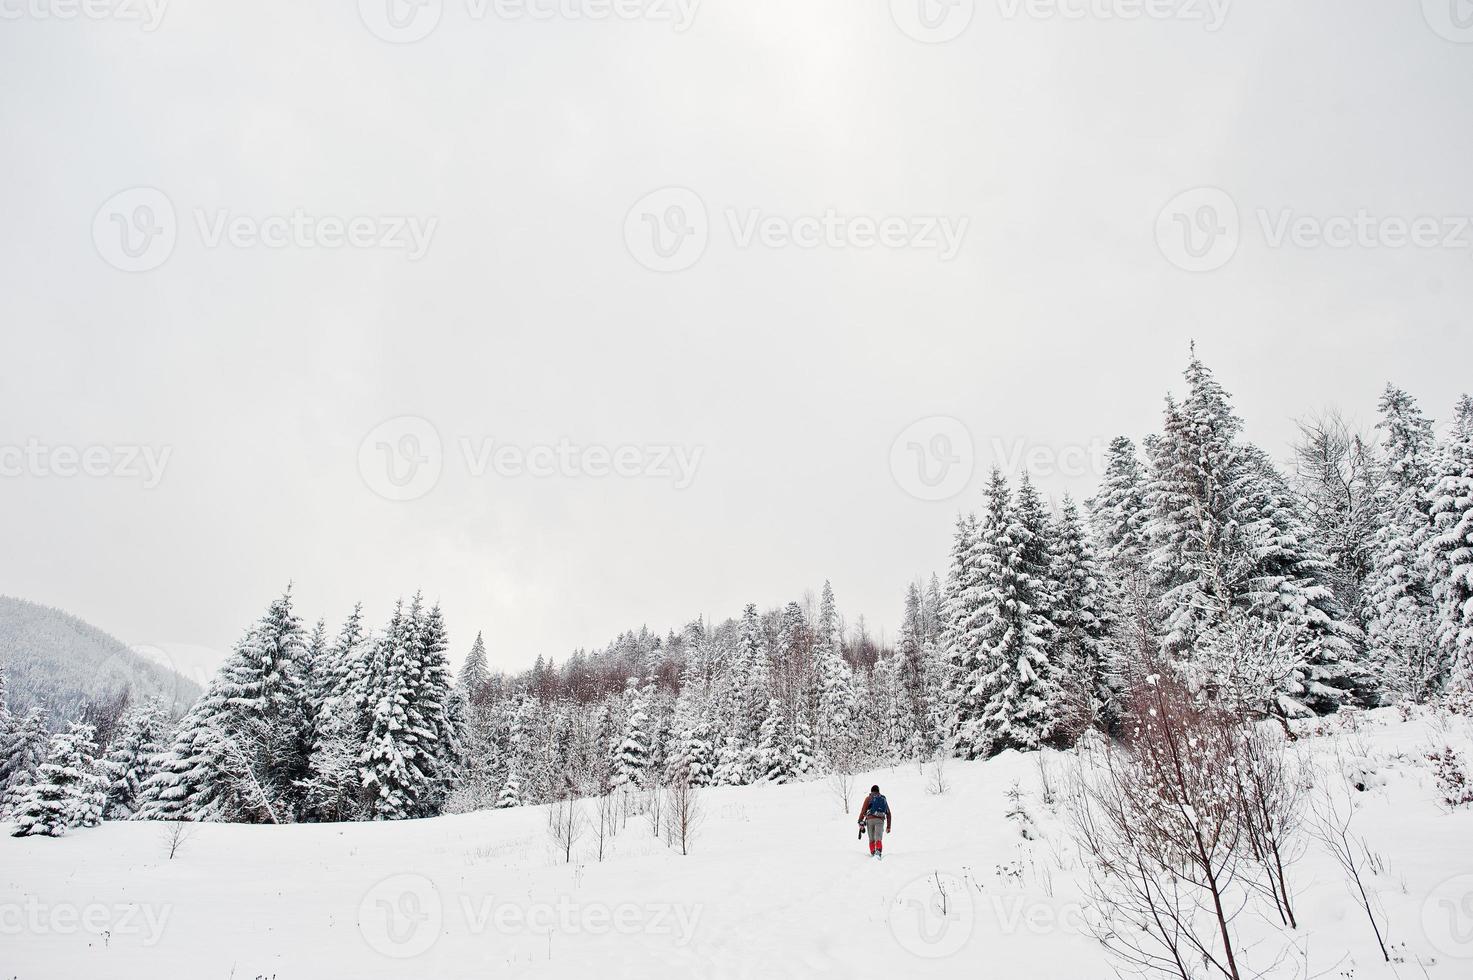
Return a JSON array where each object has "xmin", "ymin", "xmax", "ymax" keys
[{"xmin": 5, "ymin": 708, "xmax": 1473, "ymax": 980}]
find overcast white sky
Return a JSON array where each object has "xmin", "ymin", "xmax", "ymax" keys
[{"xmin": 2, "ymin": 0, "xmax": 1470, "ymax": 675}]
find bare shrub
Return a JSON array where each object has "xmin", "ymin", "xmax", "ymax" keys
[
  {"xmin": 593, "ymin": 783, "xmax": 617, "ymax": 862},
  {"xmin": 1230, "ymin": 723, "xmax": 1305, "ymax": 929},
  {"xmin": 548, "ymin": 797, "xmax": 585, "ymax": 864},
  {"xmin": 162, "ymin": 820, "xmax": 194, "ymax": 860},
  {"xmin": 1309, "ymin": 777, "xmax": 1389, "ymax": 962},
  {"xmin": 646, "ymin": 780, "xmax": 664, "ymax": 839},
  {"xmin": 926, "ymin": 752, "xmax": 951, "ymax": 796},
  {"xmin": 664, "ymin": 779, "xmax": 704, "ymax": 856},
  {"xmin": 1066, "ymin": 671, "xmax": 1250, "ymax": 980}
]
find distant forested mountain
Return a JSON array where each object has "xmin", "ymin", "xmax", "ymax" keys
[{"xmin": 0, "ymin": 596, "xmax": 201, "ymax": 730}]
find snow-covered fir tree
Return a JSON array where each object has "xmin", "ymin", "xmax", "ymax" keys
[
  {"xmin": 1146, "ymin": 356, "xmax": 1360, "ymax": 715},
  {"xmin": 1363, "ymin": 386, "xmax": 1442, "ymax": 701},
  {"xmin": 11, "ymin": 723, "xmax": 106, "ymax": 838},
  {"xmin": 100, "ymin": 700, "xmax": 169, "ymax": 820},
  {"xmin": 974, "ymin": 473, "xmax": 1064, "ymax": 753},
  {"xmin": 1425, "ymin": 396, "xmax": 1473, "ymax": 690},
  {"xmin": 756, "ymin": 698, "xmax": 794, "ymax": 783},
  {"xmin": 1, "ymin": 707, "xmax": 49, "ymax": 817},
  {"xmin": 1051, "ymin": 496, "xmax": 1119, "ymax": 733}
]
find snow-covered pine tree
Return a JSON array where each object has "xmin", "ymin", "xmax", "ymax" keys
[
  {"xmin": 413, "ymin": 601, "xmax": 458, "ymax": 812},
  {"xmin": 1364, "ymin": 386, "xmax": 1442, "ymax": 701},
  {"xmin": 1147, "ymin": 356, "xmax": 1360, "ymax": 714},
  {"xmin": 813, "ymin": 582, "xmax": 857, "ymax": 761},
  {"xmin": 11, "ymin": 723, "xmax": 106, "ymax": 837},
  {"xmin": 359, "ymin": 600, "xmax": 423, "ymax": 820},
  {"xmin": 495, "ymin": 770, "xmax": 522, "ymax": 808},
  {"xmin": 1088, "ymin": 436, "xmax": 1153, "ymax": 580},
  {"xmin": 757, "ymin": 698, "xmax": 795, "ymax": 783},
  {"xmin": 100, "ymin": 700, "xmax": 169, "ymax": 819},
  {"xmin": 1425, "ymin": 396, "xmax": 1473, "ymax": 690},
  {"xmin": 897, "ymin": 583, "xmax": 934, "ymax": 758},
  {"xmin": 792, "ymin": 703, "xmax": 817, "ymax": 777},
  {"xmin": 301, "ymin": 604, "xmax": 369, "ymax": 822},
  {"xmin": 974, "ymin": 473, "xmax": 1065, "ymax": 753},
  {"xmin": 0, "ymin": 664, "xmax": 11, "ymax": 745},
  {"xmin": 947, "ymin": 480, "xmax": 998, "ymax": 759},
  {"xmin": 1052, "ymin": 496, "xmax": 1118, "ymax": 734},
  {"xmin": 459, "ymin": 632, "xmax": 492, "ymax": 703},
  {"xmin": 614, "ymin": 677, "xmax": 652, "ymax": 788},
  {"xmin": 0, "ymin": 707, "xmax": 50, "ymax": 817},
  {"xmin": 139, "ymin": 588, "xmax": 311, "ymax": 823}
]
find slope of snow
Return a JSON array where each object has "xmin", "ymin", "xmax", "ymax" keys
[{"xmin": 4, "ymin": 709, "xmax": 1473, "ymax": 979}]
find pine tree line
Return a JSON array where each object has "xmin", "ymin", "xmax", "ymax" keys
[{"xmin": 3, "ymin": 355, "xmax": 1470, "ymax": 829}]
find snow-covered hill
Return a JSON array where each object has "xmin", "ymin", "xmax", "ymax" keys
[
  {"xmin": 0, "ymin": 597, "xmax": 203, "ymax": 724},
  {"xmin": 4, "ymin": 708, "xmax": 1473, "ymax": 980}
]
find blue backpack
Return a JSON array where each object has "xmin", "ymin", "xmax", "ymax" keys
[{"xmin": 866, "ymin": 794, "xmax": 889, "ymax": 818}]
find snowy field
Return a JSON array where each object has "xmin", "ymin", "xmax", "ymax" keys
[{"xmin": 5, "ymin": 708, "xmax": 1473, "ymax": 980}]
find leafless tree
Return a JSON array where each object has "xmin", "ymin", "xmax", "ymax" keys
[
  {"xmin": 548, "ymin": 797, "xmax": 585, "ymax": 864},
  {"xmin": 646, "ymin": 779, "xmax": 664, "ymax": 839},
  {"xmin": 1230, "ymin": 723, "xmax": 1306, "ymax": 929},
  {"xmin": 826, "ymin": 741, "xmax": 858, "ymax": 815},
  {"xmin": 664, "ymin": 779, "xmax": 704, "ymax": 856},
  {"xmin": 161, "ymin": 820, "xmax": 194, "ymax": 860},
  {"xmin": 1067, "ymin": 670, "xmax": 1250, "ymax": 980},
  {"xmin": 591, "ymin": 786, "xmax": 618, "ymax": 862},
  {"xmin": 926, "ymin": 752, "xmax": 951, "ymax": 796},
  {"xmin": 1308, "ymin": 777, "xmax": 1389, "ymax": 962}
]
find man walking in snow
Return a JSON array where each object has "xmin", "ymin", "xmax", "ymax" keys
[{"xmin": 857, "ymin": 784, "xmax": 892, "ymax": 859}]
